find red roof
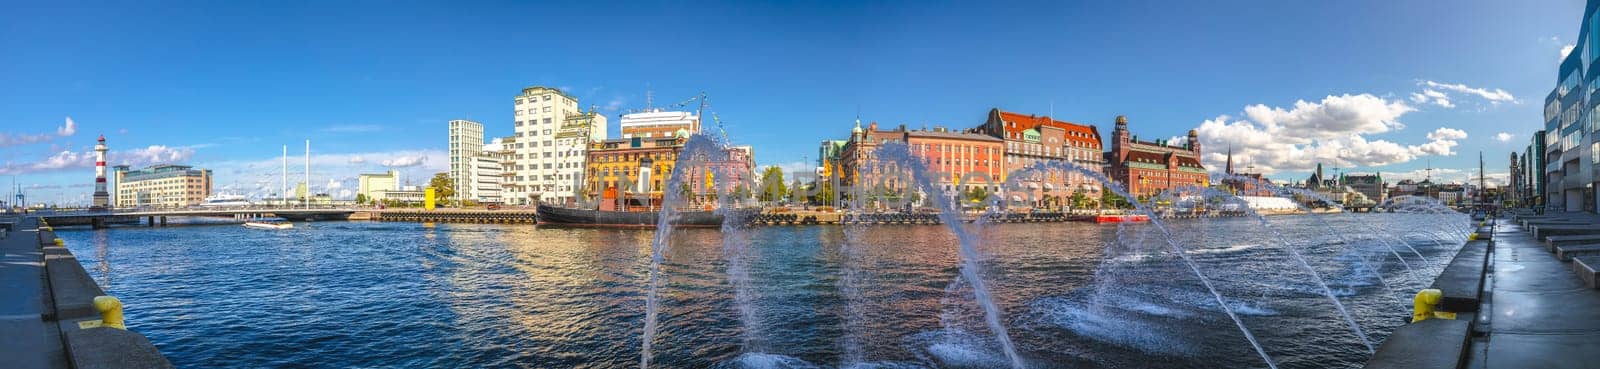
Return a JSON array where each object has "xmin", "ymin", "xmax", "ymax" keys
[
  {"xmin": 994, "ymin": 110, "xmax": 1100, "ymax": 147},
  {"xmin": 1122, "ymin": 150, "xmax": 1205, "ymax": 169}
]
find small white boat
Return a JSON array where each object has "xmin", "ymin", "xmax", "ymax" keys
[{"xmin": 243, "ymin": 221, "xmax": 294, "ymax": 230}]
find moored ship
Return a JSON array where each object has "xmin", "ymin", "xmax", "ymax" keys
[{"xmin": 536, "ymin": 203, "xmax": 751, "ymax": 228}]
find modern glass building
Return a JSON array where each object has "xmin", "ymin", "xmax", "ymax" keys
[
  {"xmin": 1545, "ymin": 0, "xmax": 1600, "ymax": 213},
  {"xmin": 1529, "ymin": 130, "xmax": 1546, "ymax": 208}
]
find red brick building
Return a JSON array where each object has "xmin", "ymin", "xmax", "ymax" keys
[
  {"xmin": 973, "ymin": 108, "xmax": 1104, "ymax": 209},
  {"xmin": 1105, "ymin": 115, "xmax": 1209, "ymax": 199}
]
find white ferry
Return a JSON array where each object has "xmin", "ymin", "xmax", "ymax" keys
[{"xmin": 200, "ymin": 194, "xmax": 251, "ymax": 207}]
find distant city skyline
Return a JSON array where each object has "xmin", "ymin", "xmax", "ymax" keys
[{"xmin": 1, "ymin": 0, "xmax": 1584, "ymax": 205}]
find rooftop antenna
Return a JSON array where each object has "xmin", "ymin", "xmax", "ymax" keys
[
  {"xmin": 645, "ymin": 84, "xmax": 653, "ymax": 110},
  {"xmin": 1049, "ymin": 99, "xmax": 1055, "ymax": 120},
  {"xmin": 1425, "ymin": 159, "xmax": 1434, "ymax": 182}
]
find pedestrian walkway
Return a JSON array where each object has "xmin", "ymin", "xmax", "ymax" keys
[
  {"xmin": 0, "ymin": 217, "xmax": 68, "ymax": 369},
  {"xmin": 1466, "ymin": 218, "xmax": 1600, "ymax": 369}
]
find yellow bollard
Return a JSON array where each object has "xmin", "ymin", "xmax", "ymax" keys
[
  {"xmin": 53, "ymin": 238, "xmax": 64, "ymax": 246},
  {"xmin": 1412, "ymin": 289, "xmax": 1457, "ymax": 323},
  {"xmin": 1467, "ymin": 233, "xmax": 1478, "ymax": 241},
  {"xmin": 92, "ymin": 296, "xmax": 125, "ymax": 330}
]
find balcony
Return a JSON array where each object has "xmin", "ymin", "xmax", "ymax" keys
[{"xmin": 1547, "ymin": 161, "xmax": 1563, "ymax": 174}]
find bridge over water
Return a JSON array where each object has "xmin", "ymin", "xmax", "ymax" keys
[{"xmin": 38, "ymin": 208, "xmax": 361, "ymax": 228}]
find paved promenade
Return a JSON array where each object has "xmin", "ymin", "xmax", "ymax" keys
[
  {"xmin": 1464, "ymin": 216, "xmax": 1600, "ymax": 368},
  {"xmin": 0, "ymin": 215, "xmax": 170, "ymax": 369},
  {"xmin": 0, "ymin": 217, "xmax": 68, "ymax": 369}
]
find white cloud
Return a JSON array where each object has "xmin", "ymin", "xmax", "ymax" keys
[
  {"xmin": 381, "ymin": 155, "xmax": 428, "ymax": 167},
  {"xmin": 0, "ymin": 145, "xmax": 196, "ymax": 175},
  {"xmin": 1495, "ymin": 132, "xmax": 1514, "ymax": 142},
  {"xmin": 1195, "ymin": 93, "xmax": 1466, "ymax": 175},
  {"xmin": 1420, "ymin": 80, "xmax": 1517, "ymax": 104},
  {"xmin": 1562, "ymin": 44, "xmax": 1576, "ymax": 59},
  {"xmin": 0, "ymin": 116, "xmax": 80, "ymax": 147},
  {"xmin": 1239, "ymin": 94, "xmax": 1413, "ymax": 140},
  {"xmin": 1426, "ymin": 127, "xmax": 1467, "ymax": 141},
  {"xmin": 348, "ymin": 156, "xmax": 366, "ymax": 164},
  {"xmin": 326, "ymin": 178, "xmax": 343, "ymax": 189},
  {"xmin": 59, "ymin": 117, "xmax": 78, "ymax": 136},
  {"xmin": 1408, "ymin": 89, "xmax": 1453, "ymax": 108}
]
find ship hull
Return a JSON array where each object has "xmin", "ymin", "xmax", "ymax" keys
[{"xmin": 536, "ymin": 204, "xmax": 744, "ymax": 228}]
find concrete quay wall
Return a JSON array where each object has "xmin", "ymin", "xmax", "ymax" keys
[{"xmin": 11, "ymin": 217, "xmax": 173, "ymax": 369}]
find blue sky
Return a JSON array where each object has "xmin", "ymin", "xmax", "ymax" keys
[{"xmin": 0, "ymin": 0, "xmax": 1585, "ymax": 205}]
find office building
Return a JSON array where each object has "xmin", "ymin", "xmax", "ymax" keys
[
  {"xmin": 448, "ymin": 119, "xmax": 484, "ymax": 204},
  {"xmin": 112, "ymin": 164, "xmax": 213, "ymax": 208},
  {"xmin": 1544, "ymin": 0, "xmax": 1600, "ymax": 213}
]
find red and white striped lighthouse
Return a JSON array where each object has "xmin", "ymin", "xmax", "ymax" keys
[{"xmin": 92, "ymin": 134, "xmax": 110, "ymax": 208}]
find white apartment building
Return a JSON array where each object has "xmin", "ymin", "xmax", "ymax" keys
[
  {"xmin": 553, "ymin": 109, "xmax": 607, "ymax": 204},
  {"xmin": 511, "ymin": 86, "xmax": 606, "ymax": 205},
  {"xmin": 448, "ymin": 119, "xmax": 484, "ymax": 204},
  {"xmin": 469, "ymin": 139, "xmax": 508, "ymax": 204}
]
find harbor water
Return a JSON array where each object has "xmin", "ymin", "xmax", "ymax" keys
[{"xmin": 57, "ymin": 213, "xmax": 1465, "ymax": 368}]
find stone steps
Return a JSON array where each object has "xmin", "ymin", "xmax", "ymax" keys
[
  {"xmin": 1575, "ymin": 256, "xmax": 1600, "ymax": 289},
  {"xmin": 1555, "ymin": 244, "xmax": 1600, "ymax": 262}
]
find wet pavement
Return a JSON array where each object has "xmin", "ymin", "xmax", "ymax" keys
[{"xmin": 1471, "ymin": 216, "xmax": 1600, "ymax": 369}]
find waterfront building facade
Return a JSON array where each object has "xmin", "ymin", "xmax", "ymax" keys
[
  {"xmin": 582, "ymin": 131, "xmax": 755, "ymax": 210},
  {"xmin": 467, "ymin": 155, "xmax": 503, "ymax": 204},
  {"xmin": 972, "ymin": 108, "xmax": 1103, "ymax": 209},
  {"xmin": 357, "ymin": 170, "xmax": 399, "ymax": 202},
  {"xmin": 377, "ymin": 185, "xmax": 427, "ymax": 205},
  {"xmin": 112, "ymin": 164, "xmax": 213, "ymax": 208},
  {"xmin": 1104, "ymin": 115, "xmax": 1208, "ymax": 199},
  {"xmin": 448, "ymin": 119, "xmax": 484, "ymax": 204},
  {"xmin": 838, "ymin": 121, "xmax": 1003, "ymax": 205},
  {"xmin": 511, "ymin": 86, "xmax": 597, "ymax": 205},
  {"xmin": 838, "ymin": 121, "xmax": 906, "ymax": 191},
  {"xmin": 548, "ymin": 108, "xmax": 608, "ymax": 205},
  {"xmin": 1342, "ymin": 173, "xmax": 1386, "ymax": 205},
  {"xmin": 585, "ymin": 135, "xmax": 687, "ymax": 210},
  {"xmin": 1544, "ymin": 0, "xmax": 1600, "ymax": 213},
  {"xmin": 620, "ymin": 110, "xmax": 698, "ymax": 139},
  {"xmin": 818, "ymin": 139, "xmax": 846, "ymax": 177}
]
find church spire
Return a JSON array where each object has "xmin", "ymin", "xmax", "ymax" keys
[{"xmin": 1225, "ymin": 144, "xmax": 1233, "ymax": 174}]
